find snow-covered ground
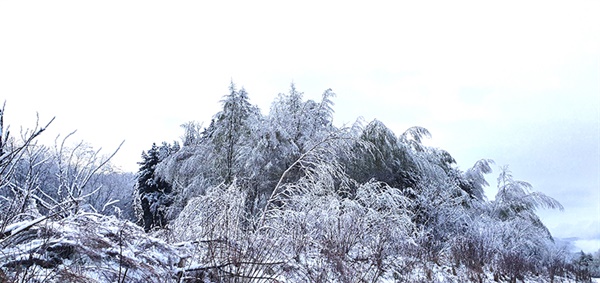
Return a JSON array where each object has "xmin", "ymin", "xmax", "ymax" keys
[
  {"xmin": 0, "ymin": 213, "xmax": 186, "ymax": 282},
  {"xmin": 1, "ymin": 212, "xmax": 596, "ymax": 282}
]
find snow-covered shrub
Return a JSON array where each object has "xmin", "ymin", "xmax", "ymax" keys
[
  {"xmin": 266, "ymin": 172, "xmax": 416, "ymax": 282},
  {"xmin": 1, "ymin": 213, "xmax": 185, "ymax": 283},
  {"xmin": 145, "ymin": 84, "xmax": 573, "ymax": 282},
  {"xmin": 169, "ymin": 181, "xmax": 287, "ymax": 281},
  {"xmin": 544, "ymin": 244, "xmax": 571, "ymax": 282},
  {"xmin": 170, "ymin": 182, "xmax": 247, "ymax": 243}
]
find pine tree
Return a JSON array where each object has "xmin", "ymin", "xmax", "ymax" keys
[
  {"xmin": 207, "ymin": 82, "xmax": 260, "ymax": 184},
  {"xmin": 135, "ymin": 142, "xmax": 176, "ymax": 232}
]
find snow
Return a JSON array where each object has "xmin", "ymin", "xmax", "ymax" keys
[
  {"xmin": 0, "ymin": 213, "xmax": 188, "ymax": 282},
  {"xmin": 1, "ymin": 208, "xmax": 582, "ymax": 282},
  {"xmin": 2, "ymin": 88, "xmax": 594, "ymax": 282}
]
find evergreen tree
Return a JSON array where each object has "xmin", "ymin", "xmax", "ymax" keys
[
  {"xmin": 207, "ymin": 82, "xmax": 260, "ymax": 184},
  {"xmin": 153, "ymin": 83, "xmax": 572, "ymax": 281},
  {"xmin": 135, "ymin": 142, "xmax": 176, "ymax": 232}
]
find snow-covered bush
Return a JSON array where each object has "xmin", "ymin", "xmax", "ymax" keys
[
  {"xmin": 0, "ymin": 213, "xmax": 185, "ymax": 283},
  {"xmin": 1, "ymin": 82, "xmax": 579, "ymax": 282},
  {"xmin": 269, "ymin": 179, "xmax": 416, "ymax": 282}
]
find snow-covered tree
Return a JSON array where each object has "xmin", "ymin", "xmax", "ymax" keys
[
  {"xmin": 240, "ymin": 84, "xmax": 339, "ymax": 214},
  {"xmin": 135, "ymin": 142, "xmax": 177, "ymax": 232},
  {"xmin": 85, "ymin": 170, "xmax": 136, "ymax": 220},
  {"xmin": 461, "ymin": 159, "xmax": 494, "ymax": 201},
  {"xmin": 180, "ymin": 121, "xmax": 203, "ymax": 146},
  {"xmin": 346, "ymin": 120, "xmax": 420, "ymax": 190},
  {"xmin": 493, "ymin": 166, "xmax": 563, "ymax": 222},
  {"xmin": 141, "ymin": 83, "xmax": 575, "ymax": 282},
  {"xmin": 206, "ymin": 82, "xmax": 260, "ymax": 184}
]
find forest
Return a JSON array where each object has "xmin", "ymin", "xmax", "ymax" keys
[{"xmin": 1, "ymin": 84, "xmax": 599, "ymax": 282}]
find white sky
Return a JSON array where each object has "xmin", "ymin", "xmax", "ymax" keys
[{"xmin": 1, "ymin": 1, "xmax": 599, "ymax": 252}]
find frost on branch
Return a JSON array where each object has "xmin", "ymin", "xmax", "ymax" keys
[
  {"xmin": 1, "ymin": 213, "xmax": 185, "ymax": 282},
  {"xmin": 1, "ymin": 82, "xmax": 579, "ymax": 282}
]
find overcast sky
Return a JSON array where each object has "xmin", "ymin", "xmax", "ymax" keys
[{"xmin": 1, "ymin": 1, "xmax": 598, "ymax": 252}]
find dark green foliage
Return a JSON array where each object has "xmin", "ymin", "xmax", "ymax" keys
[
  {"xmin": 135, "ymin": 142, "xmax": 177, "ymax": 232},
  {"xmin": 348, "ymin": 120, "xmax": 419, "ymax": 190}
]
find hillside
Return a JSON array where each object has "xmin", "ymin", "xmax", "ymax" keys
[{"xmin": 1, "ymin": 85, "xmax": 598, "ymax": 282}]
